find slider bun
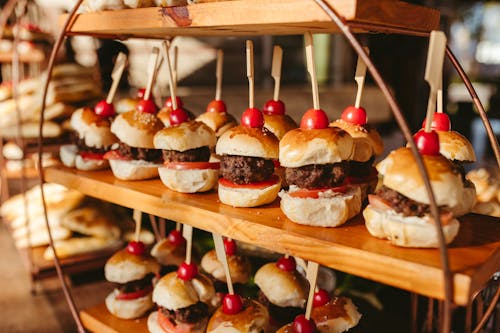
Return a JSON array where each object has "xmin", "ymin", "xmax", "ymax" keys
[
  {"xmin": 216, "ymin": 126, "xmax": 279, "ymax": 159},
  {"xmin": 279, "ymin": 127, "xmax": 354, "ymax": 168},
  {"xmin": 154, "ymin": 121, "xmax": 216, "ymax": 151},
  {"xmin": 157, "ymin": 107, "xmax": 196, "ymax": 128},
  {"xmin": 2, "ymin": 142, "xmax": 23, "ymax": 159},
  {"xmin": 105, "ymin": 248, "xmax": 160, "ymax": 284},
  {"xmin": 105, "ymin": 290, "xmax": 153, "ymax": 319},
  {"xmin": 206, "ymin": 299, "xmax": 269, "ymax": 333},
  {"xmin": 377, "ymin": 148, "xmax": 464, "ymax": 207},
  {"xmin": 111, "ymin": 110, "xmax": 163, "ymax": 148},
  {"xmin": 70, "ymin": 107, "xmax": 118, "ymax": 148},
  {"xmin": 437, "ymin": 130, "xmax": 476, "ymax": 162},
  {"xmin": 108, "ymin": 159, "xmax": 159, "ymax": 180},
  {"xmin": 449, "ymin": 186, "xmax": 476, "ymax": 217},
  {"xmin": 196, "ymin": 111, "xmax": 237, "ymax": 137},
  {"xmin": 60, "ymin": 144, "xmax": 109, "ymax": 170},
  {"xmin": 158, "ymin": 167, "xmax": 218, "ymax": 193},
  {"xmin": 218, "ymin": 180, "xmax": 281, "ymax": 208},
  {"xmin": 115, "ymin": 98, "xmax": 139, "ymax": 114},
  {"xmin": 363, "ymin": 205, "xmax": 460, "ymax": 248},
  {"xmin": 330, "ymin": 119, "xmax": 384, "ymax": 162},
  {"xmin": 147, "ymin": 311, "xmax": 207, "ymax": 333},
  {"xmin": 254, "ymin": 263, "xmax": 309, "ymax": 308},
  {"xmin": 311, "ymin": 297, "xmax": 362, "ymax": 333},
  {"xmin": 201, "ymin": 249, "xmax": 251, "ymax": 284},
  {"xmin": 150, "ymin": 238, "xmax": 186, "ymax": 267},
  {"xmin": 263, "ymin": 114, "xmax": 298, "ymax": 140},
  {"xmin": 279, "ymin": 186, "xmax": 362, "ymax": 227}
]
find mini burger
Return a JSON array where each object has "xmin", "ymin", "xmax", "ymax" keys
[
  {"xmin": 279, "ymin": 109, "xmax": 361, "ymax": 227},
  {"xmin": 148, "ymin": 264, "xmax": 216, "ymax": 333},
  {"xmin": 262, "ymin": 99, "xmax": 298, "ymax": 140},
  {"xmin": 154, "ymin": 108, "xmax": 218, "ymax": 193},
  {"xmin": 216, "ymin": 108, "xmax": 281, "ymax": 207},
  {"xmin": 106, "ymin": 107, "xmax": 164, "ymax": 180},
  {"xmin": 254, "ymin": 256, "xmax": 309, "ymax": 328},
  {"xmin": 151, "ymin": 229, "xmax": 187, "ymax": 275},
  {"xmin": 157, "ymin": 97, "xmax": 196, "ymax": 128},
  {"xmin": 363, "ymin": 147, "xmax": 463, "ymax": 248},
  {"xmin": 196, "ymin": 99, "xmax": 237, "ymax": 137},
  {"xmin": 309, "ymin": 289, "xmax": 361, "ymax": 333},
  {"xmin": 60, "ymin": 105, "xmax": 118, "ymax": 170},
  {"xmin": 104, "ymin": 241, "xmax": 160, "ymax": 319}
]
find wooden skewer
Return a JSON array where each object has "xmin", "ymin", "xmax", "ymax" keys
[
  {"xmin": 176, "ymin": 222, "xmax": 181, "ymax": 232},
  {"xmin": 213, "ymin": 233, "xmax": 235, "ymax": 295},
  {"xmin": 305, "ymin": 261, "xmax": 319, "ymax": 320},
  {"xmin": 304, "ymin": 32, "xmax": 320, "ymax": 110},
  {"xmin": 152, "ymin": 56, "xmax": 164, "ymax": 94},
  {"xmin": 437, "ymin": 75, "xmax": 443, "ymax": 114},
  {"xmin": 106, "ymin": 52, "xmax": 127, "ymax": 104},
  {"xmin": 159, "ymin": 217, "xmax": 166, "ymax": 239},
  {"xmin": 246, "ymin": 40, "xmax": 254, "ymax": 109},
  {"xmin": 133, "ymin": 209, "xmax": 142, "ymax": 242},
  {"xmin": 424, "ymin": 31, "xmax": 447, "ymax": 132},
  {"xmin": 272, "ymin": 45, "xmax": 283, "ymax": 101},
  {"xmin": 354, "ymin": 47, "xmax": 369, "ymax": 108},
  {"xmin": 149, "ymin": 214, "xmax": 161, "ymax": 243},
  {"xmin": 161, "ymin": 41, "xmax": 178, "ymax": 110},
  {"xmin": 215, "ymin": 49, "xmax": 223, "ymax": 101},
  {"xmin": 173, "ymin": 45, "xmax": 178, "ymax": 96},
  {"xmin": 182, "ymin": 224, "xmax": 193, "ymax": 264},
  {"xmin": 144, "ymin": 47, "xmax": 160, "ymax": 101}
]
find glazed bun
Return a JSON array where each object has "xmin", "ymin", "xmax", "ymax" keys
[
  {"xmin": 108, "ymin": 159, "xmax": 159, "ymax": 180},
  {"xmin": 105, "ymin": 290, "xmax": 154, "ymax": 319},
  {"xmin": 196, "ymin": 111, "xmax": 237, "ymax": 137},
  {"xmin": 279, "ymin": 186, "xmax": 362, "ymax": 227},
  {"xmin": 70, "ymin": 107, "xmax": 118, "ymax": 148},
  {"xmin": 437, "ymin": 130, "xmax": 476, "ymax": 162},
  {"xmin": 151, "ymin": 239, "xmax": 186, "ymax": 267},
  {"xmin": 154, "ymin": 121, "xmax": 216, "ymax": 151},
  {"xmin": 206, "ymin": 299, "xmax": 269, "ymax": 333},
  {"xmin": 158, "ymin": 167, "xmax": 218, "ymax": 193},
  {"xmin": 60, "ymin": 144, "xmax": 109, "ymax": 170},
  {"xmin": 216, "ymin": 126, "xmax": 279, "ymax": 159},
  {"xmin": 311, "ymin": 297, "xmax": 361, "ymax": 333},
  {"xmin": 263, "ymin": 114, "xmax": 298, "ymax": 140},
  {"xmin": 115, "ymin": 97, "xmax": 139, "ymax": 114},
  {"xmin": 218, "ymin": 179, "xmax": 281, "ymax": 208},
  {"xmin": 157, "ymin": 107, "xmax": 196, "ymax": 127},
  {"xmin": 111, "ymin": 110, "xmax": 163, "ymax": 148},
  {"xmin": 279, "ymin": 127, "xmax": 354, "ymax": 168},
  {"xmin": 201, "ymin": 249, "xmax": 251, "ymax": 284},
  {"xmin": 330, "ymin": 119, "xmax": 383, "ymax": 162},
  {"xmin": 104, "ymin": 248, "xmax": 160, "ymax": 283},
  {"xmin": 377, "ymin": 148, "xmax": 464, "ymax": 207},
  {"xmin": 254, "ymin": 263, "xmax": 309, "ymax": 308}
]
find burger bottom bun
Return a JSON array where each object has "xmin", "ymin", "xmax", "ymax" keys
[
  {"xmin": 313, "ymin": 298, "xmax": 362, "ymax": 333},
  {"xmin": 218, "ymin": 180, "xmax": 281, "ymax": 208},
  {"xmin": 60, "ymin": 144, "xmax": 109, "ymax": 171},
  {"xmin": 279, "ymin": 186, "xmax": 362, "ymax": 227},
  {"xmin": 105, "ymin": 290, "xmax": 154, "ymax": 319},
  {"xmin": 449, "ymin": 186, "xmax": 476, "ymax": 217},
  {"xmin": 60, "ymin": 145, "xmax": 77, "ymax": 168},
  {"xmin": 109, "ymin": 159, "xmax": 159, "ymax": 180},
  {"xmin": 158, "ymin": 167, "xmax": 218, "ymax": 193},
  {"xmin": 148, "ymin": 311, "xmax": 208, "ymax": 333},
  {"xmin": 363, "ymin": 205, "xmax": 460, "ymax": 248}
]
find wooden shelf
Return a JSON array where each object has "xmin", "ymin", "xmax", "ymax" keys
[
  {"xmin": 81, "ymin": 303, "xmax": 148, "ymax": 333},
  {"xmin": 44, "ymin": 167, "xmax": 500, "ymax": 306},
  {"xmin": 0, "ymin": 50, "xmax": 45, "ymax": 63},
  {"xmin": 61, "ymin": 0, "xmax": 439, "ymax": 38}
]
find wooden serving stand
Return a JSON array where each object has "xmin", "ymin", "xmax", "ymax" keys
[{"xmin": 80, "ymin": 303, "xmax": 148, "ymax": 333}]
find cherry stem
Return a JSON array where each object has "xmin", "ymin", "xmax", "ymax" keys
[
  {"xmin": 133, "ymin": 209, "xmax": 142, "ymax": 242},
  {"xmin": 161, "ymin": 41, "xmax": 178, "ymax": 110}
]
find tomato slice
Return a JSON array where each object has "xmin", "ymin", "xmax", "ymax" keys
[
  {"xmin": 80, "ymin": 151, "xmax": 105, "ymax": 160},
  {"xmin": 163, "ymin": 161, "xmax": 220, "ymax": 170},
  {"xmin": 115, "ymin": 284, "xmax": 153, "ymax": 300},
  {"xmin": 158, "ymin": 311, "xmax": 193, "ymax": 333},
  {"xmin": 368, "ymin": 194, "xmax": 392, "ymax": 211},
  {"xmin": 288, "ymin": 185, "xmax": 348, "ymax": 199},
  {"xmin": 219, "ymin": 175, "xmax": 280, "ymax": 189},
  {"xmin": 103, "ymin": 150, "xmax": 131, "ymax": 161}
]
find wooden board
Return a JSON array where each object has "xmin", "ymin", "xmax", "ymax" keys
[
  {"xmin": 61, "ymin": 0, "xmax": 439, "ymax": 38},
  {"xmin": 44, "ymin": 167, "xmax": 500, "ymax": 306},
  {"xmin": 80, "ymin": 303, "xmax": 148, "ymax": 333}
]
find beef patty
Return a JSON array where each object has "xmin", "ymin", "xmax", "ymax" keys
[
  {"xmin": 162, "ymin": 146, "xmax": 211, "ymax": 163},
  {"xmin": 376, "ymin": 185, "xmax": 434, "ymax": 217},
  {"xmin": 115, "ymin": 273, "xmax": 155, "ymax": 294},
  {"xmin": 285, "ymin": 161, "xmax": 348, "ymax": 189},
  {"xmin": 349, "ymin": 156, "xmax": 375, "ymax": 178},
  {"xmin": 117, "ymin": 142, "xmax": 162, "ymax": 163},
  {"xmin": 159, "ymin": 301, "xmax": 209, "ymax": 324},
  {"xmin": 220, "ymin": 155, "xmax": 274, "ymax": 184}
]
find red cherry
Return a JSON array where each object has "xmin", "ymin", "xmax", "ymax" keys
[
  {"xmin": 241, "ymin": 107, "xmax": 264, "ymax": 128},
  {"xmin": 164, "ymin": 96, "xmax": 184, "ymax": 109},
  {"xmin": 177, "ymin": 262, "xmax": 198, "ymax": 281},
  {"xmin": 422, "ymin": 113, "xmax": 451, "ymax": 131},
  {"xmin": 94, "ymin": 100, "xmax": 116, "ymax": 117},
  {"xmin": 126, "ymin": 241, "xmax": 145, "ymax": 255},
  {"xmin": 263, "ymin": 99, "xmax": 285, "ymax": 115},
  {"xmin": 292, "ymin": 314, "xmax": 316, "ymax": 333},
  {"xmin": 167, "ymin": 230, "xmax": 186, "ymax": 247},
  {"xmin": 341, "ymin": 106, "xmax": 367, "ymax": 126},
  {"xmin": 169, "ymin": 108, "xmax": 189, "ymax": 125},
  {"xmin": 223, "ymin": 239, "xmax": 237, "ymax": 256},
  {"xmin": 413, "ymin": 130, "xmax": 440, "ymax": 155},
  {"xmin": 313, "ymin": 289, "xmax": 331, "ymax": 308},
  {"xmin": 206, "ymin": 100, "xmax": 227, "ymax": 113},
  {"xmin": 222, "ymin": 294, "xmax": 244, "ymax": 315},
  {"xmin": 276, "ymin": 256, "xmax": 296, "ymax": 272},
  {"xmin": 136, "ymin": 88, "xmax": 153, "ymax": 100},
  {"xmin": 137, "ymin": 99, "xmax": 158, "ymax": 114},
  {"xmin": 300, "ymin": 109, "xmax": 329, "ymax": 129}
]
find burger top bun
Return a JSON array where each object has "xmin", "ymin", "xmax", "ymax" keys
[
  {"xmin": 279, "ymin": 127, "xmax": 354, "ymax": 168},
  {"xmin": 154, "ymin": 121, "xmax": 216, "ymax": 151},
  {"xmin": 437, "ymin": 130, "xmax": 476, "ymax": 162},
  {"xmin": 150, "ymin": 238, "xmax": 186, "ymax": 267},
  {"xmin": 201, "ymin": 249, "xmax": 251, "ymax": 284},
  {"xmin": 206, "ymin": 299, "xmax": 269, "ymax": 333},
  {"xmin": 254, "ymin": 263, "xmax": 309, "ymax": 308},
  {"xmin": 115, "ymin": 97, "xmax": 139, "ymax": 114},
  {"xmin": 263, "ymin": 114, "xmax": 298, "ymax": 140},
  {"xmin": 377, "ymin": 148, "xmax": 464, "ymax": 208},
  {"xmin": 330, "ymin": 119, "xmax": 384, "ymax": 162},
  {"xmin": 153, "ymin": 271, "xmax": 215, "ymax": 310},
  {"xmin": 104, "ymin": 248, "xmax": 160, "ymax": 284},
  {"xmin": 70, "ymin": 107, "xmax": 118, "ymax": 148},
  {"xmin": 196, "ymin": 111, "xmax": 237, "ymax": 137},
  {"xmin": 111, "ymin": 110, "xmax": 163, "ymax": 149},
  {"xmin": 216, "ymin": 126, "xmax": 279, "ymax": 159}
]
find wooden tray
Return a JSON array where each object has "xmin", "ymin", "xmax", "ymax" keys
[{"xmin": 80, "ymin": 303, "xmax": 148, "ymax": 333}]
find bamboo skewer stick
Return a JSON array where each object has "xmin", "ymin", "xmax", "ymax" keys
[
  {"xmin": 213, "ymin": 233, "xmax": 235, "ymax": 295},
  {"xmin": 304, "ymin": 32, "xmax": 320, "ymax": 110},
  {"xmin": 133, "ymin": 209, "xmax": 142, "ymax": 242},
  {"xmin": 215, "ymin": 49, "xmax": 224, "ymax": 101},
  {"xmin": 354, "ymin": 47, "xmax": 369, "ymax": 108},
  {"xmin": 305, "ymin": 261, "xmax": 319, "ymax": 320},
  {"xmin": 182, "ymin": 225, "xmax": 193, "ymax": 264},
  {"xmin": 246, "ymin": 40, "xmax": 255, "ymax": 109},
  {"xmin": 144, "ymin": 47, "xmax": 160, "ymax": 101},
  {"xmin": 106, "ymin": 52, "xmax": 127, "ymax": 104},
  {"xmin": 272, "ymin": 45, "xmax": 283, "ymax": 101},
  {"xmin": 173, "ymin": 45, "xmax": 178, "ymax": 96},
  {"xmin": 161, "ymin": 41, "xmax": 178, "ymax": 110}
]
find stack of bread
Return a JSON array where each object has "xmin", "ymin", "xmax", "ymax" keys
[{"xmin": 466, "ymin": 168, "xmax": 500, "ymax": 217}]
